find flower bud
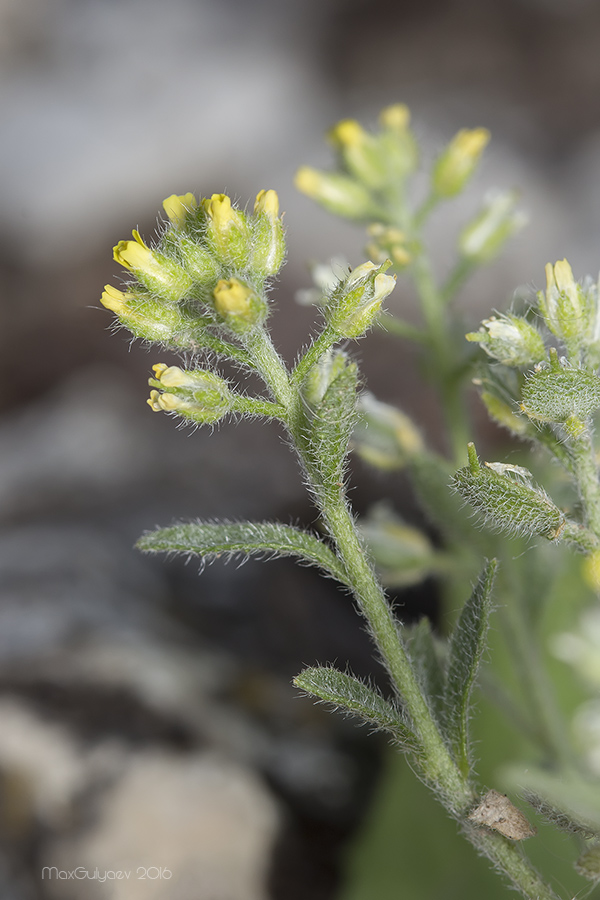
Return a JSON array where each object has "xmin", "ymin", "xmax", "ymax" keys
[
  {"xmin": 353, "ymin": 392, "xmax": 424, "ymax": 470},
  {"xmin": 378, "ymin": 103, "xmax": 419, "ymax": 177},
  {"xmin": 303, "ymin": 348, "xmax": 349, "ymax": 407},
  {"xmin": 466, "ymin": 314, "xmax": 546, "ymax": 367},
  {"xmin": 113, "ymin": 230, "xmax": 193, "ymax": 302},
  {"xmin": 202, "ymin": 193, "xmax": 251, "ymax": 268},
  {"xmin": 365, "ymin": 223, "xmax": 412, "ymax": 268},
  {"xmin": 459, "ymin": 191, "xmax": 527, "ymax": 263},
  {"xmin": 294, "ymin": 166, "xmax": 375, "ymax": 219},
  {"xmin": 328, "ymin": 119, "xmax": 388, "ymax": 189},
  {"xmin": 432, "ymin": 128, "xmax": 490, "ymax": 198},
  {"xmin": 328, "ymin": 261, "xmax": 396, "ymax": 338},
  {"xmin": 359, "ymin": 504, "xmax": 435, "ymax": 587},
  {"xmin": 251, "ymin": 189, "xmax": 286, "ymax": 277},
  {"xmin": 538, "ymin": 259, "xmax": 599, "ymax": 350},
  {"xmin": 213, "ymin": 277, "xmax": 267, "ymax": 333},
  {"xmin": 100, "ymin": 284, "xmax": 186, "ymax": 343},
  {"xmin": 148, "ymin": 364, "xmax": 232, "ymax": 424},
  {"xmin": 162, "ymin": 192, "xmax": 198, "ymax": 228}
]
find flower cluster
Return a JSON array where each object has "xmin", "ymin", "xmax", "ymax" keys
[{"xmin": 101, "ymin": 190, "xmax": 285, "ymax": 347}]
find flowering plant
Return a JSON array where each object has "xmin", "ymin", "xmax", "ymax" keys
[{"xmin": 101, "ymin": 105, "xmax": 600, "ymax": 899}]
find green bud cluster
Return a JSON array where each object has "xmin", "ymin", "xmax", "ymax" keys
[
  {"xmin": 459, "ymin": 191, "xmax": 527, "ymax": 264},
  {"xmin": 102, "ymin": 190, "xmax": 286, "ymax": 347}
]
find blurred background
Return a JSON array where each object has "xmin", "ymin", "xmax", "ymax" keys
[{"xmin": 3, "ymin": 0, "xmax": 600, "ymax": 897}]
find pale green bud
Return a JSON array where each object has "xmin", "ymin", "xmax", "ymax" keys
[
  {"xmin": 177, "ymin": 237, "xmax": 221, "ymax": 284},
  {"xmin": 466, "ymin": 314, "xmax": 546, "ymax": 367},
  {"xmin": 432, "ymin": 128, "xmax": 490, "ymax": 198},
  {"xmin": 148, "ymin": 364, "xmax": 232, "ymax": 424},
  {"xmin": 213, "ymin": 277, "xmax": 267, "ymax": 333},
  {"xmin": 378, "ymin": 103, "xmax": 419, "ymax": 178},
  {"xmin": 479, "ymin": 391, "xmax": 530, "ymax": 437},
  {"xmin": 303, "ymin": 348, "xmax": 349, "ymax": 407},
  {"xmin": 202, "ymin": 193, "xmax": 251, "ymax": 268},
  {"xmin": 294, "ymin": 166, "xmax": 375, "ymax": 219},
  {"xmin": 459, "ymin": 191, "xmax": 527, "ymax": 263},
  {"xmin": 328, "ymin": 261, "xmax": 396, "ymax": 339},
  {"xmin": 359, "ymin": 504, "xmax": 435, "ymax": 587},
  {"xmin": 538, "ymin": 259, "xmax": 599, "ymax": 351},
  {"xmin": 365, "ymin": 224, "xmax": 412, "ymax": 268},
  {"xmin": 100, "ymin": 284, "xmax": 186, "ymax": 343},
  {"xmin": 328, "ymin": 119, "xmax": 388, "ymax": 189},
  {"xmin": 453, "ymin": 443, "xmax": 565, "ymax": 540},
  {"xmin": 251, "ymin": 189, "xmax": 286, "ymax": 277},
  {"xmin": 353, "ymin": 392, "xmax": 424, "ymax": 470},
  {"xmin": 113, "ymin": 231, "xmax": 193, "ymax": 302}
]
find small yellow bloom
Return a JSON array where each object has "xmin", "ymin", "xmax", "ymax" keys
[
  {"xmin": 254, "ymin": 189, "xmax": 280, "ymax": 218},
  {"xmin": 147, "ymin": 389, "xmax": 163, "ymax": 412},
  {"xmin": 152, "ymin": 365, "xmax": 190, "ymax": 388},
  {"xmin": 432, "ymin": 127, "xmax": 490, "ymax": 197},
  {"xmin": 113, "ymin": 230, "xmax": 153, "ymax": 271},
  {"xmin": 203, "ymin": 193, "xmax": 237, "ymax": 230},
  {"xmin": 100, "ymin": 284, "xmax": 128, "ymax": 314},
  {"xmin": 151, "ymin": 363, "xmax": 169, "ymax": 379},
  {"xmin": 162, "ymin": 192, "xmax": 197, "ymax": 227},
  {"xmin": 214, "ymin": 278, "xmax": 253, "ymax": 315},
  {"xmin": 379, "ymin": 104, "xmax": 411, "ymax": 131},
  {"xmin": 547, "ymin": 259, "xmax": 578, "ymax": 304},
  {"xmin": 329, "ymin": 119, "xmax": 368, "ymax": 149}
]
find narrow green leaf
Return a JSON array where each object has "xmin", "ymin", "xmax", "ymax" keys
[
  {"xmin": 294, "ymin": 666, "xmax": 418, "ymax": 750},
  {"xmin": 443, "ymin": 559, "xmax": 498, "ymax": 774},
  {"xmin": 407, "ymin": 617, "xmax": 446, "ymax": 728},
  {"xmin": 137, "ymin": 520, "xmax": 350, "ymax": 585},
  {"xmin": 304, "ymin": 358, "xmax": 359, "ymax": 490}
]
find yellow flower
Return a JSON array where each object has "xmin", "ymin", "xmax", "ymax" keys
[
  {"xmin": 294, "ymin": 167, "xmax": 373, "ymax": 218},
  {"xmin": 329, "ymin": 119, "xmax": 368, "ymax": 149},
  {"xmin": 113, "ymin": 230, "xmax": 153, "ymax": 271},
  {"xmin": 213, "ymin": 278, "xmax": 266, "ymax": 333},
  {"xmin": 379, "ymin": 104, "xmax": 411, "ymax": 131},
  {"xmin": 202, "ymin": 193, "xmax": 251, "ymax": 266},
  {"xmin": 254, "ymin": 189, "xmax": 280, "ymax": 218},
  {"xmin": 100, "ymin": 284, "xmax": 128, "ymax": 314},
  {"xmin": 432, "ymin": 127, "xmax": 490, "ymax": 197},
  {"xmin": 162, "ymin": 192, "xmax": 197, "ymax": 227}
]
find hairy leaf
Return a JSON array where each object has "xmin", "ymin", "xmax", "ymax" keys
[
  {"xmin": 294, "ymin": 665, "xmax": 417, "ymax": 749},
  {"xmin": 443, "ymin": 560, "xmax": 498, "ymax": 774},
  {"xmin": 137, "ymin": 520, "xmax": 349, "ymax": 585},
  {"xmin": 408, "ymin": 617, "xmax": 446, "ymax": 728}
]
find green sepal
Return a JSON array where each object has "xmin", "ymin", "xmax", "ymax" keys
[
  {"xmin": 453, "ymin": 447, "xmax": 565, "ymax": 541},
  {"xmin": 294, "ymin": 665, "xmax": 418, "ymax": 750},
  {"xmin": 521, "ymin": 367, "xmax": 600, "ymax": 423},
  {"xmin": 442, "ymin": 560, "xmax": 497, "ymax": 775},
  {"xmin": 137, "ymin": 521, "xmax": 349, "ymax": 586}
]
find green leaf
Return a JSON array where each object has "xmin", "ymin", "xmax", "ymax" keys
[
  {"xmin": 302, "ymin": 355, "xmax": 359, "ymax": 492},
  {"xmin": 407, "ymin": 617, "xmax": 446, "ymax": 728},
  {"xmin": 521, "ymin": 367, "xmax": 600, "ymax": 423},
  {"xmin": 137, "ymin": 520, "xmax": 350, "ymax": 585},
  {"xmin": 294, "ymin": 666, "xmax": 417, "ymax": 749},
  {"xmin": 442, "ymin": 560, "xmax": 498, "ymax": 775}
]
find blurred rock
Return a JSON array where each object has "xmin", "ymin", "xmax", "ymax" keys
[{"xmin": 43, "ymin": 751, "xmax": 281, "ymax": 900}]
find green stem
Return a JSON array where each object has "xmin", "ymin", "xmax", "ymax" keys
[
  {"xmin": 317, "ymin": 493, "xmax": 472, "ymax": 806},
  {"xmin": 468, "ymin": 828, "xmax": 561, "ymax": 900},
  {"xmin": 410, "ymin": 252, "xmax": 470, "ymax": 464},
  {"xmin": 569, "ymin": 423, "xmax": 600, "ymax": 539}
]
